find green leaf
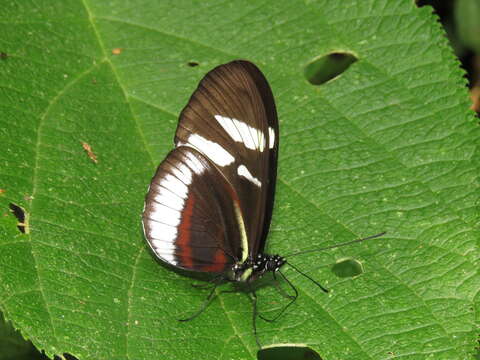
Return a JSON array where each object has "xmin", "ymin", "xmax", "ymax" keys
[{"xmin": 0, "ymin": 1, "xmax": 478, "ymax": 359}]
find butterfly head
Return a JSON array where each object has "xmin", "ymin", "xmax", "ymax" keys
[{"xmin": 231, "ymin": 254, "xmax": 286, "ymax": 283}]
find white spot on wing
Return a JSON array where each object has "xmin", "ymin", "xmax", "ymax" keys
[
  {"xmin": 214, "ymin": 115, "xmax": 242, "ymax": 143},
  {"xmin": 151, "ymin": 239, "xmax": 177, "ymax": 252},
  {"xmin": 148, "ymin": 202, "xmax": 181, "ymax": 226},
  {"xmin": 143, "ymin": 153, "xmax": 205, "ymax": 266},
  {"xmin": 162, "ymin": 174, "xmax": 188, "ymax": 198},
  {"xmin": 258, "ymin": 129, "xmax": 266, "ymax": 151},
  {"xmin": 158, "ymin": 253, "xmax": 176, "ymax": 263},
  {"xmin": 149, "ymin": 222, "xmax": 178, "ymax": 241},
  {"xmin": 215, "ymin": 115, "xmax": 239, "ymax": 142},
  {"xmin": 237, "ymin": 165, "xmax": 261, "ymax": 187},
  {"xmin": 269, "ymin": 127, "xmax": 275, "ymax": 149},
  {"xmin": 185, "ymin": 133, "xmax": 235, "ymax": 166},
  {"xmin": 215, "ymin": 115, "xmax": 265, "ymax": 152},
  {"xmin": 152, "ymin": 187, "xmax": 183, "ymax": 211},
  {"xmin": 174, "ymin": 163, "xmax": 192, "ymax": 184},
  {"xmin": 184, "ymin": 150, "xmax": 205, "ymax": 175}
]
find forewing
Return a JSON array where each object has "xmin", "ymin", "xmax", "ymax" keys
[
  {"xmin": 142, "ymin": 146, "xmax": 245, "ymax": 273},
  {"xmin": 174, "ymin": 60, "xmax": 278, "ymax": 256}
]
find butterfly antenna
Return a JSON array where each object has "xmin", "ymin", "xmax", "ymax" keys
[
  {"xmin": 285, "ymin": 232, "xmax": 386, "ymax": 258},
  {"xmin": 286, "ymin": 261, "xmax": 329, "ymax": 293}
]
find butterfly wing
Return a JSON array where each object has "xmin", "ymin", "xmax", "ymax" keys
[
  {"xmin": 142, "ymin": 146, "xmax": 246, "ymax": 272},
  {"xmin": 174, "ymin": 60, "xmax": 279, "ymax": 257}
]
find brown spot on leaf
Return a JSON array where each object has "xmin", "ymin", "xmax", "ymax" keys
[
  {"xmin": 81, "ymin": 142, "xmax": 98, "ymax": 163},
  {"xmin": 112, "ymin": 48, "xmax": 122, "ymax": 55}
]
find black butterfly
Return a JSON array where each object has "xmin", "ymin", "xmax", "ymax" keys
[{"xmin": 142, "ymin": 60, "xmax": 384, "ymax": 345}]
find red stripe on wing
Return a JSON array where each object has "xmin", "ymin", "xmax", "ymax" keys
[
  {"xmin": 203, "ymin": 248, "xmax": 227, "ymax": 272},
  {"xmin": 177, "ymin": 193, "xmax": 195, "ymax": 268}
]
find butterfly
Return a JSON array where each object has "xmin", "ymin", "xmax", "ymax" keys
[{"xmin": 141, "ymin": 60, "xmax": 385, "ymax": 346}]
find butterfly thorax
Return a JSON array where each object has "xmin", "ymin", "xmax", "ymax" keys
[{"xmin": 230, "ymin": 254, "xmax": 286, "ymax": 283}]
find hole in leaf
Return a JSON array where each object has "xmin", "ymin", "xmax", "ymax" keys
[
  {"xmin": 53, "ymin": 353, "xmax": 79, "ymax": 360},
  {"xmin": 304, "ymin": 52, "xmax": 357, "ymax": 85},
  {"xmin": 331, "ymin": 258, "xmax": 363, "ymax": 278},
  {"xmin": 9, "ymin": 202, "xmax": 28, "ymax": 234},
  {"xmin": 258, "ymin": 345, "xmax": 322, "ymax": 360},
  {"xmin": 63, "ymin": 353, "xmax": 79, "ymax": 360},
  {"xmin": 187, "ymin": 61, "xmax": 199, "ymax": 67}
]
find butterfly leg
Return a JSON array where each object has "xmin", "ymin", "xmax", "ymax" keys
[
  {"xmin": 258, "ymin": 270, "xmax": 298, "ymax": 323},
  {"xmin": 191, "ymin": 274, "xmax": 224, "ymax": 289},
  {"xmin": 272, "ymin": 270, "xmax": 296, "ymax": 300},
  {"xmin": 178, "ymin": 276, "xmax": 224, "ymax": 322},
  {"xmin": 250, "ymin": 290, "xmax": 262, "ymax": 348}
]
